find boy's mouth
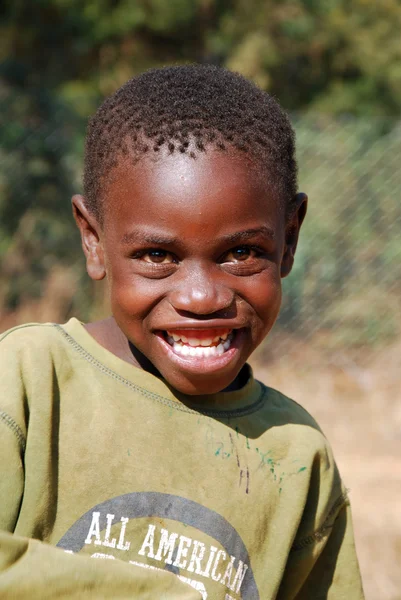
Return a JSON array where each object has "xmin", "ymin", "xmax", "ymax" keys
[{"xmin": 163, "ymin": 328, "xmax": 234, "ymax": 358}]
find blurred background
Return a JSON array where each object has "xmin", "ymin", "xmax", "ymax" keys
[{"xmin": 1, "ymin": 1, "xmax": 400, "ymax": 597}]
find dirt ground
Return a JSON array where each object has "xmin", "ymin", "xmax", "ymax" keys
[{"xmin": 251, "ymin": 336, "xmax": 401, "ymax": 600}]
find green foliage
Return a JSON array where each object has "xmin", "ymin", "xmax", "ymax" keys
[{"xmin": 0, "ymin": 0, "xmax": 400, "ymax": 344}]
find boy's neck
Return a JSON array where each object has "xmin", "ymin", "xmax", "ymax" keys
[{"xmin": 84, "ymin": 317, "xmax": 141, "ymax": 368}]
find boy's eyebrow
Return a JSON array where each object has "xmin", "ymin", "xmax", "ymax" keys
[
  {"xmin": 222, "ymin": 227, "xmax": 276, "ymax": 244},
  {"xmin": 121, "ymin": 231, "xmax": 180, "ymax": 246},
  {"xmin": 121, "ymin": 227, "xmax": 275, "ymax": 246}
]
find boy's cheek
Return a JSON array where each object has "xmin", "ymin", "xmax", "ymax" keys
[
  {"xmin": 245, "ymin": 272, "xmax": 282, "ymax": 324},
  {"xmin": 110, "ymin": 276, "xmax": 159, "ymax": 317}
]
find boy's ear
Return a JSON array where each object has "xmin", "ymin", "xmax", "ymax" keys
[
  {"xmin": 280, "ymin": 192, "xmax": 308, "ymax": 278},
  {"xmin": 72, "ymin": 194, "xmax": 106, "ymax": 281}
]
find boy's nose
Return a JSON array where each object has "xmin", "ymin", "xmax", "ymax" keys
[{"xmin": 169, "ymin": 268, "xmax": 234, "ymax": 316}]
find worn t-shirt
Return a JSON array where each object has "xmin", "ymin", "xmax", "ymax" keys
[{"xmin": 0, "ymin": 319, "xmax": 364, "ymax": 599}]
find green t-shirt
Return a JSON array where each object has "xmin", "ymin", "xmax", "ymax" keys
[{"xmin": 0, "ymin": 319, "xmax": 364, "ymax": 599}]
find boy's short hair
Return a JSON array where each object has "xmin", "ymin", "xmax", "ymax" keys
[{"xmin": 84, "ymin": 64, "xmax": 297, "ymax": 221}]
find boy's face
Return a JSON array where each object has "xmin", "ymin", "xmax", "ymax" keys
[{"xmin": 74, "ymin": 149, "xmax": 306, "ymax": 395}]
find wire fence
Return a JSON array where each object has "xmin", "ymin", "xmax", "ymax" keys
[{"xmin": 266, "ymin": 114, "xmax": 401, "ymax": 364}]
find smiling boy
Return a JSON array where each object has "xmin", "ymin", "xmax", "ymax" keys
[{"xmin": 0, "ymin": 66, "xmax": 364, "ymax": 599}]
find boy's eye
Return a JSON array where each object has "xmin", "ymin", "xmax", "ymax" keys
[
  {"xmin": 142, "ymin": 250, "xmax": 175, "ymax": 264},
  {"xmin": 223, "ymin": 246, "xmax": 256, "ymax": 262}
]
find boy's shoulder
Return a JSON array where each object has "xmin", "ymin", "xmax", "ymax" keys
[
  {"xmin": 255, "ymin": 383, "xmax": 343, "ymax": 506},
  {"xmin": 0, "ymin": 322, "xmax": 71, "ymax": 442},
  {"xmin": 257, "ymin": 381, "xmax": 324, "ymax": 433},
  {"xmin": 0, "ymin": 320, "xmax": 80, "ymax": 373},
  {"xmin": 0, "ymin": 321, "xmax": 65, "ymax": 354},
  {"xmin": 0, "ymin": 321, "xmax": 58, "ymax": 342},
  {"xmin": 253, "ymin": 382, "xmax": 336, "ymax": 469}
]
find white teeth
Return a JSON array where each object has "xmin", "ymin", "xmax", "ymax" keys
[
  {"xmin": 200, "ymin": 338, "xmax": 213, "ymax": 346},
  {"xmin": 172, "ymin": 333, "xmax": 180, "ymax": 342},
  {"xmin": 181, "ymin": 335, "xmax": 188, "ymax": 343},
  {"xmin": 188, "ymin": 338, "xmax": 200, "ymax": 347},
  {"xmin": 167, "ymin": 335, "xmax": 234, "ymax": 358}
]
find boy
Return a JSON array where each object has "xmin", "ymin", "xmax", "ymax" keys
[{"xmin": 0, "ymin": 65, "xmax": 364, "ymax": 599}]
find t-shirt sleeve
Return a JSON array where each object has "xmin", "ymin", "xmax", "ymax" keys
[
  {"xmin": 0, "ymin": 328, "xmax": 28, "ymax": 532},
  {"xmin": 273, "ymin": 432, "xmax": 365, "ymax": 600},
  {"xmin": 0, "ymin": 530, "xmax": 202, "ymax": 599},
  {"xmin": 273, "ymin": 391, "xmax": 365, "ymax": 600},
  {"xmin": 290, "ymin": 502, "xmax": 365, "ymax": 600}
]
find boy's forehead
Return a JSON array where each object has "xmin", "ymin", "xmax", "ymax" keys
[
  {"xmin": 103, "ymin": 148, "xmax": 284, "ymax": 235},
  {"xmin": 110, "ymin": 148, "xmax": 273, "ymax": 199}
]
